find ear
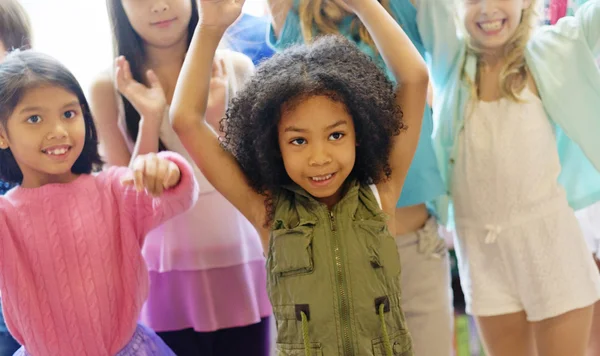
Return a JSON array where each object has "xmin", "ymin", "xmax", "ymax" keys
[{"xmin": 0, "ymin": 127, "xmax": 9, "ymax": 149}]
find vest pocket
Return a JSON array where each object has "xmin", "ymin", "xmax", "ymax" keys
[
  {"xmin": 372, "ymin": 329, "xmax": 413, "ymax": 356},
  {"xmin": 276, "ymin": 342, "xmax": 323, "ymax": 356},
  {"xmin": 356, "ymin": 220, "xmax": 402, "ymax": 279},
  {"xmin": 271, "ymin": 225, "xmax": 315, "ymax": 277}
]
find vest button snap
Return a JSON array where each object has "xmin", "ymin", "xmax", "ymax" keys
[{"xmin": 393, "ymin": 341, "xmax": 403, "ymax": 354}]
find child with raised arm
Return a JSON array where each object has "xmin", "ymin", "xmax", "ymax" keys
[
  {"xmin": 90, "ymin": 1, "xmax": 271, "ymax": 354},
  {"xmin": 171, "ymin": 0, "xmax": 429, "ymax": 355},
  {"xmin": 267, "ymin": 1, "xmax": 454, "ymax": 354},
  {"xmin": 0, "ymin": 50, "xmax": 198, "ymax": 355},
  {"xmin": 416, "ymin": 0, "xmax": 600, "ymax": 354}
]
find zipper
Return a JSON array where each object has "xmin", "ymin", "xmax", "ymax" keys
[{"xmin": 329, "ymin": 210, "xmax": 354, "ymax": 356}]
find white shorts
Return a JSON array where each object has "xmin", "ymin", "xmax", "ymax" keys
[{"xmin": 454, "ymin": 205, "xmax": 600, "ymax": 322}]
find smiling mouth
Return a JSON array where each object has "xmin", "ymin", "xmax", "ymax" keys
[
  {"xmin": 42, "ymin": 145, "xmax": 72, "ymax": 156},
  {"xmin": 477, "ymin": 19, "xmax": 506, "ymax": 33},
  {"xmin": 311, "ymin": 173, "xmax": 334, "ymax": 182},
  {"xmin": 308, "ymin": 172, "xmax": 338, "ymax": 187}
]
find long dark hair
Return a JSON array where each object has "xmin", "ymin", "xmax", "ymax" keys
[
  {"xmin": 0, "ymin": 0, "xmax": 33, "ymax": 53},
  {"xmin": 0, "ymin": 50, "xmax": 103, "ymax": 184},
  {"xmin": 105, "ymin": 0, "xmax": 199, "ymax": 151}
]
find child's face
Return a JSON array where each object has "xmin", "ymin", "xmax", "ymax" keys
[
  {"xmin": 121, "ymin": 0, "xmax": 192, "ymax": 49},
  {"xmin": 461, "ymin": 0, "xmax": 531, "ymax": 52},
  {"xmin": 0, "ymin": 85, "xmax": 86, "ymax": 187},
  {"xmin": 278, "ymin": 96, "xmax": 356, "ymax": 207}
]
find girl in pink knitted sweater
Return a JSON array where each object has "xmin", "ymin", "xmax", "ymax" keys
[{"xmin": 0, "ymin": 50, "xmax": 198, "ymax": 356}]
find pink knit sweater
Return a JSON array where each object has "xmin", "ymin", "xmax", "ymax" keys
[{"xmin": 0, "ymin": 152, "xmax": 198, "ymax": 355}]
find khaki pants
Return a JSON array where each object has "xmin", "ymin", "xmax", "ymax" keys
[{"xmin": 396, "ymin": 217, "xmax": 454, "ymax": 356}]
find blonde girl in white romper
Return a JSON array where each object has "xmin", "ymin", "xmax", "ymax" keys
[{"xmin": 415, "ymin": 0, "xmax": 600, "ymax": 354}]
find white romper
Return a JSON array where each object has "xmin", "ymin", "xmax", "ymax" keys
[{"xmin": 451, "ymin": 88, "xmax": 600, "ymax": 321}]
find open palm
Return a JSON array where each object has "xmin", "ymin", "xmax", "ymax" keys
[
  {"xmin": 197, "ymin": 0, "xmax": 246, "ymax": 28},
  {"xmin": 206, "ymin": 58, "xmax": 229, "ymax": 133},
  {"xmin": 115, "ymin": 56, "xmax": 167, "ymax": 120}
]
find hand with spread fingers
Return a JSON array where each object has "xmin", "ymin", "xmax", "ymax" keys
[
  {"xmin": 206, "ymin": 58, "xmax": 229, "ymax": 133},
  {"xmin": 197, "ymin": 0, "xmax": 246, "ymax": 29},
  {"xmin": 115, "ymin": 56, "xmax": 167, "ymax": 123},
  {"xmin": 121, "ymin": 154, "xmax": 181, "ymax": 197}
]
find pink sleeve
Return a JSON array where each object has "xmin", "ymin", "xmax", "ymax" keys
[{"xmin": 116, "ymin": 151, "xmax": 199, "ymax": 243}]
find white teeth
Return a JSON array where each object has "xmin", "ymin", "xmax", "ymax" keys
[
  {"xmin": 480, "ymin": 20, "xmax": 503, "ymax": 32},
  {"xmin": 311, "ymin": 174, "xmax": 333, "ymax": 182},
  {"xmin": 45, "ymin": 148, "xmax": 68, "ymax": 155}
]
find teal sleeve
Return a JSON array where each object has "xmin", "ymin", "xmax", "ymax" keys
[
  {"xmin": 414, "ymin": 0, "xmax": 465, "ymax": 88},
  {"xmin": 575, "ymin": 0, "xmax": 600, "ymax": 56}
]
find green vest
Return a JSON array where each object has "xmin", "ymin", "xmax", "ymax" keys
[{"xmin": 267, "ymin": 180, "xmax": 414, "ymax": 356}]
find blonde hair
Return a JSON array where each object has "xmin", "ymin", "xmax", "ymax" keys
[
  {"xmin": 460, "ymin": 1, "xmax": 538, "ymax": 101},
  {"xmin": 297, "ymin": 0, "xmax": 392, "ymax": 51}
]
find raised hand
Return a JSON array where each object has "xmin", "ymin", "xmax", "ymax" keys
[
  {"xmin": 206, "ymin": 58, "xmax": 229, "ymax": 133},
  {"xmin": 115, "ymin": 56, "xmax": 167, "ymax": 122},
  {"xmin": 197, "ymin": 0, "xmax": 245, "ymax": 29},
  {"xmin": 121, "ymin": 153, "xmax": 181, "ymax": 197}
]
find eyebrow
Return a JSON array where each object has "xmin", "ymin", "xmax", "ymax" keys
[
  {"xmin": 284, "ymin": 120, "xmax": 348, "ymax": 133},
  {"xmin": 19, "ymin": 101, "xmax": 80, "ymax": 114}
]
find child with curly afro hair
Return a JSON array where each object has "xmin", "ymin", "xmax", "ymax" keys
[{"xmin": 171, "ymin": 0, "xmax": 429, "ymax": 355}]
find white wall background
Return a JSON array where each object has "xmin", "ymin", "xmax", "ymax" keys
[{"xmin": 19, "ymin": 0, "xmax": 268, "ymax": 95}]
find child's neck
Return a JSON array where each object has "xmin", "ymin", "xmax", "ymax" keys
[
  {"xmin": 477, "ymin": 51, "xmax": 506, "ymax": 102},
  {"xmin": 144, "ymin": 38, "xmax": 188, "ymax": 103}
]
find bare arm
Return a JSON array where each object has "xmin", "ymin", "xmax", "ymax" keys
[
  {"xmin": 267, "ymin": 0, "xmax": 294, "ymax": 39},
  {"xmin": 88, "ymin": 73, "xmax": 132, "ymax": 167},
  {"xmin": 171, "ymin": 3, "xmax": 268, "ymax": 233},
  {"xmin": 351, "ymin": 0, "xmax": 429, "ymax": 207}
]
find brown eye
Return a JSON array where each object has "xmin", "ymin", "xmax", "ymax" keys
[
  {"xmin": 291, "ymin": 138, "xmax": 307, "ymax": 145},
  {"xmin": 63, "ymin": 110, "xmax": 77, "ymax": 119},
  {"xmin": 26, "ymin": 115, "xmax": 42, "ymax": 124},
  {"xmin": 329, "ymin": 132, "xmax": 344, "ymax": 141}
]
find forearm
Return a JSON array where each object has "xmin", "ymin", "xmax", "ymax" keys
[
  {"xmin": 130, "ymin": 115, "xmax": 164, "ymax": 163},
  {"xmin": 171, "ymin": 25, "xmax": 224, "ymax": 136}
]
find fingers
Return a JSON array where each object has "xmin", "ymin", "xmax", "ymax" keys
[
  {"xmin": 146, "ymin": 69, "xmax": 161, "ymax": 89},
  {"xmin": 219, "ymin": 58, "xmax": 227, "ymax": 78},
  {"xmin": 211, "ymin": 59, "xmax": 221, "ymax": 78},
  {"xmin": 163, "ymin": 161, "xmax": 181, "ymax": 189},
  {"xmin": 212, "ymin": 57, "xmax": 227, "ymax": 79},
  {"xmin": 125, "ymin": 154, "xmax": 178, "ymax": 196},
  {"xmin": 115, "ymin": 56, "xmax": 133, "ymax": 93},
  {"xmin": 120, "ymin": 174, "xmax": 134, "ymax": 187},
  {"xmin": 131, "ymin": 155, "xmax": 146, "ymax": 192},
  {"xmin": 123, "ymin": 57, "xmax": 132, "ymax": 81},
  {"xmin": 153, "ymin": 158, "xmax": 169, "ymax": 196},
  {"xmin": 143, "ymin": 154, "xmax": 159, "ymax": 196}
]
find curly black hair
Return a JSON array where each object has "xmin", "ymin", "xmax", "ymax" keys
[{"xmin": 221, "ymin": 35, "xmax": 403, "ymax": 218}]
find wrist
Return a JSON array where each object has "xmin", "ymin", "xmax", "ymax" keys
[
  {"xmin": 197, "ymin": 23, "xmax": 228, "ymax": 37},
  {"xmin": 139, "ymin": 115, "xmax": 163, "ymax": 130}
]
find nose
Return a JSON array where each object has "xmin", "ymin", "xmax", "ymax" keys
[
  {"xmin": 480, "ymin": 0, "xmax": 499, "ymax": 15},
  {"xmin": 46, "ymin": 121, "xmax": 68, "ymax": 141},
  {"xmin": 308, "ymin": 143, "xmax": 332, "ymax": 167},
  {"xmin": 151, "ymin": 1, "xmax": 169, "ymax": 13}
]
